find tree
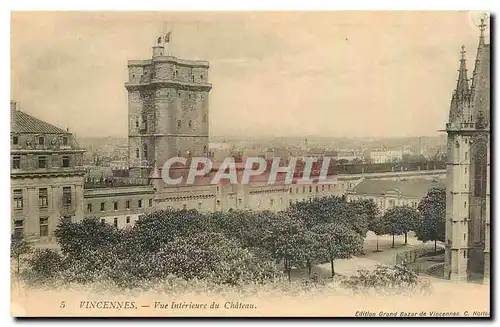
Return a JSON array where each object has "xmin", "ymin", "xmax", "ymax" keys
[
  {"xmin": 303, "ymin": 231, "xmax": 323, "ymax": 276},
  {"xmin": 132, "ymin": 208, "xmax": 209, "ymax": 253},
  {"xmin": 381, "ymin": 206, "xmax": 419, "ymax": 247},
  {"xmin": 54, "ymin": 216, "xmax": 120, "ymax": 257},
  {"xmin": 11, "ymin": 234, "xmax": 32, "ymax": 281},
  {"xmin": 415, "ymin": 187, "xmax": 446, "ymax": 252},
  {"xmin": 369, "ymin": 215, "xmax": 387, "ymax": 252},
  {"xmin": 312, "ymin": 223, "xmax": 364, "ymax": 278},
  {"xmin": 263, "ymin": 212, "xmax": 308, "ymax": 281}
]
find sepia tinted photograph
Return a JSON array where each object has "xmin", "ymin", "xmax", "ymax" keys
[{"xmin": 10, "ymin": 10, "xmax": 491, "ymax": 318}]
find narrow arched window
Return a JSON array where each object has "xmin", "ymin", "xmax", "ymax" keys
[
  {"xmin": 203, "ymin": 114, "xmax": 207, "ymax": 123},
  {"xmin": 136, "ymin": 148, "xmax": 139, "ymax": 158},
  {"xmin": 143, "ymin": 144, "xmax": 148, "ymax": 159},
  {"xmin": 177, "ymin": 120, "xmax": 181, "ymax": 128},
  {"xmin": 188, "ymin": 120, "xmax": 193, "ymax": 128}
]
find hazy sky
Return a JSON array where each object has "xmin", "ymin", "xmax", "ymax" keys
[{"xmin": 11, "ymin": 11, "xmax": 488, "ymax": 138}]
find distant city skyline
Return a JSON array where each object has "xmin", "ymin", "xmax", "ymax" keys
[{"xmin": 11, "ymin": 11, "xmax": 487, "ymax": 138}]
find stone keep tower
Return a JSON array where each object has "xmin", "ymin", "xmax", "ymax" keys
[
  {"xmin": 444, "ymin": 18, "xmax": 490, "ymax": 282},
  {"xmin": 125, "ymin": 40, "xmax": 212, "ymax": 179}
]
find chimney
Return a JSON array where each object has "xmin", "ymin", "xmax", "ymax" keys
[{"xmin": 10, "ymin": 100, "xmax": 17, "ymax": 113}]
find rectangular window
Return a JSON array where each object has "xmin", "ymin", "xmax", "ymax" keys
[
  {"xmin": 62, "ymin": 187, "xmax": 71, "ymax": 205},
  {"xmin": 100, "ymin": 202, "xmax": 105, "ymax": 211},
  {"xmin": 87, "ymin": 203, "xmax": 92, "ymax": 212},
  {"xmin": 113, "ymin": 218, "xmax": 118, "ymax": 228},
  {"xmin": 38, "ymin": 156, "xmax": 47, "ymax": 168},
  {"xmin": 39, "ymin": 188, "xmax": 48, "ymax": 208},
  {"xmin": 13, "ymin": 136, "xmax": 18, "ymax": 145},
  {"xmin": 14, "ymin": 220, "xmax": 23, "ymax": 238},
  {"xmin": 38, "ymin": 136, "xmax": 44, "ymax": 145},
  {"xmin": 198, "ymin": 202, "xmax": 202, "ymax": 210},
  {"xmin": 138, "ymin": 199, "xmax": 143, "ymax": 208},
  {"xmin": 126, "ymin": 200, "xmax": 130, "ymax": 209},
  {"xmin": 39, "ymin": 217, "xmax": 49, "ymax": 237},
  {"xmin": 114, "ymin": 202, "xmax": 118, "ymax": 210},
  {"xmin": 101, "ymin": 218, "xmax": 105, "ymax": 224},
  {"xmin": 126, "ymin": 216, "xmax": 131, "ymax": 224},
  {"xmin": 13, "ymin": 189, "xmax": 23, "ymax": 209},
  {"xmin": 149, "ymin": 199, "xmax": 153, "ymax": 207},
  {"xmin": 62, "ymin": 156, "xmax": 70, "ymax": 167},
  {"xmin": 12, "ymin": 156, "xmax": 20, "ymax": 169}
]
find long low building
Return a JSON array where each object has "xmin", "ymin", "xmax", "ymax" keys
[{"xmin": 346, "ymin": 178, "xmax": 445, "ymax": 214}]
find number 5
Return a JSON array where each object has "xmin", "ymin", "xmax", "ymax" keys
[{"xmin": 60, "ymin": 301, "xmax": 66, "ymax": 309}]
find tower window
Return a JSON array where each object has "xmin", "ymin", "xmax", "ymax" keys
[
  {"xmin": 38, "ymin": 156, "xmax": 46, "ymax": 168},
  {"xmin": 465, "ymin": 152, "xmax": 468, "ymax": 160},
  {"xmin": 136, "ymin": 148, "xmax": 139, "ymax": 158},
  {"xmin": 465, "ymin": 167, "xmax": 467, "ymax": 174},
  {"xmin": 132, "ymin": 73, "xmax": 135, "ymax": 79},
  {"xmin": 174, "ymin": 70, "xmax": 178, "ymax": 78},
  {"xmin": 200, "ymin": 94, "xmax": 203, "ymax": 100},
  {"xmin": 143, "ymin": 144, "xmax": 148, "ymax": 159},
  {"xmin": 188, "ymin": 120, "xmax": 193, "ymax": 128},
  {"xmin": 136, "ymin": 120, "xmax": 139, "ymax": 128},
  {"xmin": 62, "ymin": 155, "xmax": 70, "ymax": 167},
  {"xmin": 188, "ymin": 94, "xmax": 191, "ymax": 99},
  {"xmin": 200, "ymin": 74, "xmax": 203, "ymax": 80},
  {"xmin": 203, "ymin": 114, "xmax": 207, "ymax": 123},
  {"xmin": 178, "ymin": 92, "xmax": 181, "ymax": 97},
  {"xmin": 177, "ymin": 120, "xmax": 181, "ymax": 128},
  {"xmin": 464, "ymin": 201, "xmax": 467, "ymax": 208},
  {"xmin": 12, "ymin": 156, "xmax": 20, "ymax": 169}
]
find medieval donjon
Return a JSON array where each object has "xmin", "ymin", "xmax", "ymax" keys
[
  {"xmin": 444, "ymin": 17, "xmax": 490, "ymax": 283},
  {"xmin": 125, "ymin": 39, "xmax": 212, "ymax": 179}
]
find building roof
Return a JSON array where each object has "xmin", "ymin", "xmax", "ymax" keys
[
  {"xmin": 11, "ymin": 110, "xmax": 68, "ymax": 134},
  {"xmin": 352, "ymin": 178, "xmax": 445, "ymax": 198}
]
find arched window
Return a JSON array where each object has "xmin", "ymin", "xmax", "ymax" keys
[
  {"xmin": 203, "ymin": 114, "xmax": 207, "ymax": 123},
  {"xmin": 177, "ymin": 120, "xmax": 181, "ymax": 128},
  {"xmin": 136, "ymin": 148, "xmax": 139, "ymax": 158},
  {"xmin": 143, "ymin": 144, "xmax": 148, "ymax": 159},
  {"xmin": 188, "ymin": 120, "xmax": 193, "ymax": 128}
]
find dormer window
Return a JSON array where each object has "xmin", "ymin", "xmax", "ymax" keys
[
  {"xmin": 38, "ymin": 136, "xmax": 44, "ymax": 145},
  {"xmin": 62, "ymin": 137, "xmax": 68, "ymax": 146},
  {"xmin": 12, "ymin": 136, "xmax": 18, "ymax": 145}
]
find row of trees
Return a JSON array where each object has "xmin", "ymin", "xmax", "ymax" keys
[
  {"xmin": 16, "ymin": 187, "xmax": 445, "ymax": 289},
  {"xmin": 370, "ymin": 187, "xmax": 446, "ymax": 252}
]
